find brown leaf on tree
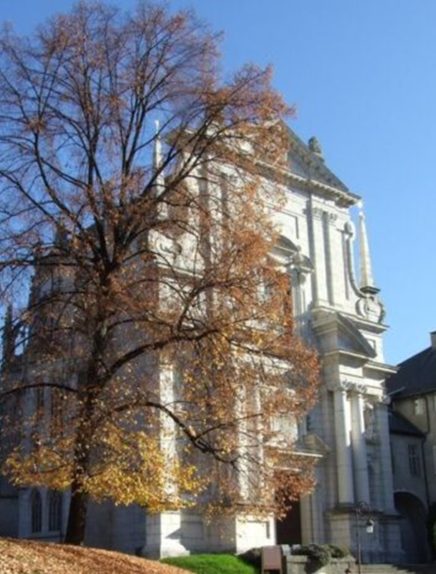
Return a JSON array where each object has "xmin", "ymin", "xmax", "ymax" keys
[{"xmin": 0, "ymin": 1, "xmax": 320, "ymax": 546}]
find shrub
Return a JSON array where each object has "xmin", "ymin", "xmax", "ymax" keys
[
  {"xmin": 292, "ymin": 544, "xmax": 331, "ymax": 566},
  {"xmin": 238, "ymin": 548, "xmax": 262, "ymax": 569},
  {"xmin": 326, "ymin": 544, "xmax": 350, "ymax": 559}
]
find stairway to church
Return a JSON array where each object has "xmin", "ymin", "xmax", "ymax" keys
[{"xmin": 360, "ymin": 564, "xmax": 436, "ymax": 574}]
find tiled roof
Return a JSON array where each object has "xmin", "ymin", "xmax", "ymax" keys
[{"xmin": 385, "ymin": 346, "xmax": 436, "ymax": 398}]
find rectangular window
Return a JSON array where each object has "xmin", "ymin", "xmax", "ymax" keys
[
  {"xmin": 414, "ymin": 399, "xmax": 424, "ymax": 415},
  {"xmin": 408, "ymin": 444, "xmax": 421, "ymax": 477}
]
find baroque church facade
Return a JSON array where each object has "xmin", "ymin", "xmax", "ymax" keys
[{"xmin": 0, "ymin": 127, "xmax": 404, "ymax": 562}]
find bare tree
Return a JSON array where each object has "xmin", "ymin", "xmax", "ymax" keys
[{"xmin": 0, "ymin": 1, "xmax": 319, "ymax": 545}]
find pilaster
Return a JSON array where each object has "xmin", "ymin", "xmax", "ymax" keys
[
  {"xmin": 333, "ymin": 387, "xmax": 354, "ymax": 505},
  {"xmin": 350, "ymin": 391, "xmax": 370, "ymax": 504}
]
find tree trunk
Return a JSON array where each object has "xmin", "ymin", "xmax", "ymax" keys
[
  {"xmin": 63, "ymin": 366, "xmax": 96, "ymax": 545},
  {"xmin": 65, "ymin": 484, "xmax": 88, "ymax": 544}
]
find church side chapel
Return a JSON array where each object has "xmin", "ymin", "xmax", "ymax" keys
[{"xmin": 0, "ymin": 122, "xmax": 403, "ymax": 563}]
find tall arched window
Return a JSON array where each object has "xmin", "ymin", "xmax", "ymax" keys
[
  {"xmin": 31, "ymin": 489, "xmax": 42, "ymax": 533},
  {"xmin": 48, "ymin": 490, "xmax": 62, "ymax": 531}
]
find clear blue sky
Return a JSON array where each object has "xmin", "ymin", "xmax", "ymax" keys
[{"xmin": 3, "ymin": 0, "xmax": 435, "ymax": 365}]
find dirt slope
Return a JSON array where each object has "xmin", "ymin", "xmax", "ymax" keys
[{"xmin": 0, "ymin": 538, "xmax": 188, "ymax": 574}]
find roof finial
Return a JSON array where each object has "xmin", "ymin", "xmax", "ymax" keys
[
  {"xmin": 308, "ymin": 136, "xmax": 324, "ymax": 160},
  {"xmin": 358, "ymin": 203, "xmax": 378, "ymax": 294}
]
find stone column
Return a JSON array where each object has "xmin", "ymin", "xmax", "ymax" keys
[
  {"xmin": 350, "ymin": 391, "xmax": 370, "ymax": 504},
  {"xmin": 334, "ymin": 387, "xmax": 354, "ymax": 505},
  {"xmin": 376, "ymin": 401, "xmax": 396, "ymax": 513}
]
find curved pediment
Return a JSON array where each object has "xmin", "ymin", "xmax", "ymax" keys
[{"xmin": 270, "ymin": 236, "xmax": 314, "ymax": 280}]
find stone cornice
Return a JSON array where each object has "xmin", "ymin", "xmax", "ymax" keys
[
  {"xmin": 256, "ymin": 159, "xmax": 360, "ymax": 207},
  {"xmin": 363, "ymin": 360, "xmax": 398, "ymax": 376}
]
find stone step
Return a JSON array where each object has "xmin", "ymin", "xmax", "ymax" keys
[{"xmin": 361, "ymin": 565, "xmax": 436, "ymax": 574}]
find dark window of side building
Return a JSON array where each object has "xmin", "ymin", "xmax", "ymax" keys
[
  {"xmin": 48, "ymin": 490, "xmax": 62, "ymax": 531},
  {"xmin": 408, "ymin": 444, "xmax": 421, "ymax": 477},
  {"xmin": 31, "ymin": 489, "xmax": 42, "ymax": 533}
]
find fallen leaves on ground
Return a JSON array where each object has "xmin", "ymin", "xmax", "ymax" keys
[{"xmin": 0, "ymin": 538, "xmax": 189, "ymax": 574}]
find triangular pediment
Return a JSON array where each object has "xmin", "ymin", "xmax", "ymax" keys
[
  {"xmin": 302, "ymin": 432, "xmax": 330, "ymax": 456},
  {"xmin": 286, "ymin": 126, "xmax": 349, "ymax": 192},
  {"xmin": 268, "ymin": 121, "xmax": 350, "ymax": 194},
  {"xmin": 312, "ymin": 308, "xmax": 376, "ymax": 359},
  {"xmin": 336, "ymin": 313, "xmax": 376, "ymax": 358}
]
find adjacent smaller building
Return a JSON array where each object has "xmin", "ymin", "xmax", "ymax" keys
[{"xmin": 387, "ymin": 332, "xmax": 436, "ymax": 562}]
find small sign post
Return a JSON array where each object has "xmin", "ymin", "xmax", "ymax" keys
[{"xmin": 261, "ymin": 545, "xmax": 283, "ymax": 574}]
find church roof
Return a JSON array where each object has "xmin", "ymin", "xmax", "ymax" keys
[
  {"xmin": 386, "ymin": 345, "xmax": 436, "ymax": 398},
  {"xmin": 389, "ymin": 410, "xmax": 425, "ymax": 437}
]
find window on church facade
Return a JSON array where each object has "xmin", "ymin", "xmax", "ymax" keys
[
  {"xmin": 31, "ymin": 489, "xmax": 42, "ymax": 533},
  {"xmin": 48, "ymin": 490, "xmax": 62, "ymax": 531},
  {"xmin": 408, "ymin": 444, "xmax": 421, "ymax": 477}
]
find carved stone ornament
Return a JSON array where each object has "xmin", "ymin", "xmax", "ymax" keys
[
  {"xmin": 337, "ymin": 379, "xmax": 366, "ymax": 395},
  {"xmin": 356, "ymin": 294, "xmax": 385, "ymax": 324},
  {"xmin": 343, "ymin": 221, "xmax": 355, "ymax": 238},
  {"xmin": 290, "ymin": 247, "xmax": 313, "ymax": 279},
  {"xmin": 363, "ymin": 400, "xmax": 377, "ymax": 440},
  {"xmin": 311, "ymin": 206, "xmax": 324, "ymax": 220}
]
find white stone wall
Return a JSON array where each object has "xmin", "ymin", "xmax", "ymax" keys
[{"xmin": 0, "ymin": 131, "xmax": 403, "ymax": 562}]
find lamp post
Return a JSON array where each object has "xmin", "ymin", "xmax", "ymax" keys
[{"xmin": 354, "ymin": 501, "xmax": 374, "ymax": 574}]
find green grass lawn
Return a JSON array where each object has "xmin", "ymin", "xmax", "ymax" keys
[{"xmin": 161, "ymin": 553, "xmax": 259, "ymax": 574}]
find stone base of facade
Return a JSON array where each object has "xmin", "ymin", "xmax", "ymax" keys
[
  {"xmin": 85, "ymin": 503, "xmax": 276, "ymax": 558},
  {"xmin": 142, "ymin": 511, "xmax": 276, "ymax": 558},
  {"xmin": 327, "ymin": 506, "xmax": 403, "ymax": 564}
]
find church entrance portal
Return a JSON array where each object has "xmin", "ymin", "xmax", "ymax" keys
[{"xmin": 276, "ymin": 500, "xmax": 302, "ymax": 545}]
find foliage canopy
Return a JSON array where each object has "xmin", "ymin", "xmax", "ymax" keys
[{"xmin": 0, "ymin": 1, "xmax": 319, "ymax": 544}]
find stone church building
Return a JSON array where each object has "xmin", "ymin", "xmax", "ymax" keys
[{"xmin": 0, "ymin": 126, "xmax": 405, "ymax": 562}]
